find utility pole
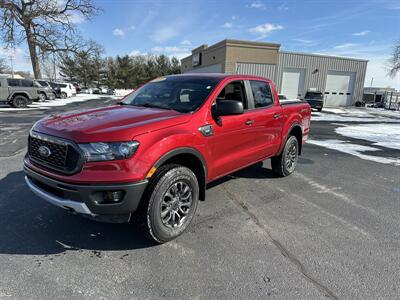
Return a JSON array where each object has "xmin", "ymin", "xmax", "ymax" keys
[
  {"xmin": 370, "ymin": 77, "xmax": 374, "ymax": 87},
  {"xmin": 9, "ymin": 56, "xmax": 14, "ymax": 78}
]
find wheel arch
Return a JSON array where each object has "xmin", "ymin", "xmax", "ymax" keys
[
  {"xmin": 9, "ymin": 92, "xmax": 30, "ymax": 101},
  {"xmin": 152, "ymin": 147, "xmax": 207, "ymax": 201},
  {"xmin": 288, "ymin": 124, "xmax": 303, "ymax": 155}
]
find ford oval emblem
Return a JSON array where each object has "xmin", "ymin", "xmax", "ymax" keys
[{"xmin": 38, "ymin": 146, "xmax": 51, "ymax": 158}]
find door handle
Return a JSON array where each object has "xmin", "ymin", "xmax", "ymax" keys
[
  {"xmin": 273, "ymin": 114, "xmax": 280, "ymax": 119},
  {"xmin": 245, "ymin": 120, "xmax": 254, "ymax": 125}
]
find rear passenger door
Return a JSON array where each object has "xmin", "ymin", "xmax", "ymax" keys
[{"xmin": 246, "ymin": 80, "xmax": 283, "ymax": 157}]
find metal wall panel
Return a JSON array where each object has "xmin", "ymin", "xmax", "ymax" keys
[
  {"xmin": 276, "ymin": 52, "xmax": 368, "ymax": 106},
  {"xmin": 235, "ymin": 63, "xmax": 277, "ymax": 83}
]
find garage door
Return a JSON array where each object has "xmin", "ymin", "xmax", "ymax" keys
[
  {"xmin": 325, "ymin": 71, "xmax": 355, "ymax": 106},
  {"xmin": 187, "ymin": 64, "xmax": 222, "ymax": 73},
  {"xmin": 280, "ymin": 68, "xmax": 305, "ymax": 99}
]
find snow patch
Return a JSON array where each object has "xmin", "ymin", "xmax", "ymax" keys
[
  {"xmin": 312, "ymin": 107, "xmax": 400, "ymax": 123},
  {"xmin": 336, "ymin": 124, "xmax": 400, "ymax": 150},
  {"xmin": 0, "ymin": 94, "xmax": 121, "ymax": 112},
  {"xmin": 308, "ymin": 139, "xmax": 400, "ymax": 166}
]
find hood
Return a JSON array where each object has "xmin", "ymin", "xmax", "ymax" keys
[{"xmin": 33, "ymin": 105, "xmax": 191, "ymax": 143}]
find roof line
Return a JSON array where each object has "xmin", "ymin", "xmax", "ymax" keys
[{"xmin": 279, "ymin": 50, "xmax": 369, "ymax": 62}]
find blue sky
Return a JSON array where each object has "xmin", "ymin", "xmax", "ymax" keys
[{"xmin": 3, "ymin": 0, "xmax": 400, "ymax": 88}]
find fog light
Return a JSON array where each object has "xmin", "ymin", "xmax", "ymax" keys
[{"xmin": 102, "ymin": 190, "xmax": 124, "ymax": 204}]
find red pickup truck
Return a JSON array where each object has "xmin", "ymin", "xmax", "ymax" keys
[{"xmin": 24, "ymin": 74, "xmax": 311, "ymax": 243}]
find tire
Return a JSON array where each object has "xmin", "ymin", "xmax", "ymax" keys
[
  {"xmin": 271, "ymin": 135, "xmax": 299, "ymax": 177},
  {"xmin": 38, "ymin": 92, "xmax": 46, "ymax": 102},
  {"xmin": 61, "ymin": 92, "xmax": 67, "ymax": 99},
  {"xmin": 11, "ymin": 95, "xmax": 28, "ymax": 108},
  {"xmin": 317, "ymin": 108, "xmax": 322, "ymax": 112},
  {"xmin": 136, "ymin": 164, "xmax": 199, "ymax": 243}
]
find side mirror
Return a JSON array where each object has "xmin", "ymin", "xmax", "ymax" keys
[{"xmin": 215, "ymin": 100, "xmax": 244, "ymax": 116}]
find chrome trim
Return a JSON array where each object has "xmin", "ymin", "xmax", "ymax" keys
[
  {"xmin": 29, "ymin": 131, "xmax": 85, "ymax": 175},
  {"xmin": 25, "ymin": 176, "xmax": 95, "ymax": 216}
]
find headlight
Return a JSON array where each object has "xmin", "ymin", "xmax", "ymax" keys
[{"xmin": 78, "ymin": 141, "xmax": 140, "ymax": 162}]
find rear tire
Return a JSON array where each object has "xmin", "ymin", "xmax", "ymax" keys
[
  {"xmin": 136, "ymin": 164, "xmax": 199, "ymax": 243},
  {"xmin": 317, "ymin": 108, "xmax": 322, "ymax": 112},
  {"xmin": 271, "ymin": 135, "xmax": 299, "ymax": 177},
  {"xmin": 11, "ymin": 95, "xmax": 28, "ymax": 108}
]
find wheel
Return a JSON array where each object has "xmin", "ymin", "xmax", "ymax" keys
[
  {"xmin": 136, "ymin": 164, "xmax": 199, "ymax": 243},
  {"xmin": 11, "ymin": 95, "xmax": 28, "ymax": 108},
  {"xmin": 61, "ymin": 92, "xmax": 67, "ymax": 99},
  {"xmin": 38, "ymin": 92, "xmax": 46, "ymax": 102},
  {"xmin": 271, "ymin": 135, "xmax": 299, "ymax": 177},
  {"xmin": 317, "ymin": 108, "xmax": 322, "ymax": 112}
]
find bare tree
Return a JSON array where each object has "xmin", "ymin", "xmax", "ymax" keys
[
  {"xmin": 0, "ymin": 0, "xmax": 99, "ymax": 79},
  {"xmin": 388, "ymin": 40, "xmax": 400, "ymax": 78},
  {"xmin": 0, "ymin": 57, "xmax": 10, "ymax": 73}
]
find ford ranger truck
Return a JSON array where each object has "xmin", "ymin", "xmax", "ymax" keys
[{"xmin": 24, "ymin": 74, "xmax": 311, "ymax": 243}]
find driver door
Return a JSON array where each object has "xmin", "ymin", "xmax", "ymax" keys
[{"xmin": 206, "ymin": 80, "xmax": 264, "ymax": 179}]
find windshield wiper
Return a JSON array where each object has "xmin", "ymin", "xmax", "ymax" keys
[{"xmin": 134, "ymin": 103, "xmax": 175, "ymax": 111}]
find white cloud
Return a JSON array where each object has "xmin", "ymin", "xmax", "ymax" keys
[
  {"xmin": 129, "ymin": 49, "xmax": 147, "ymax": 56},
  {"xmin": 352, "ymin": 30, "xmax": 370, "ymax": 36},
  {"xmin": 180, "ymin": 40, "xmax": 191, "ymax": 46},
  {"xmin": 277, "ymin": 2, "xmax": 289, "ymax": 11},
  {"xmin": 247, "ymin": 1, "xmax": 266, "ymax": 9},
  {"xmin": 248, "ymin": 23, "xmax": 283, "ymax": 39},
  {"xmin": 151, "ymin": 26, "xmax": 179, "ymax": 43},
  {"xmin": 112, "ymin": 28, "xmax": 125, "ymax": 37},
  {"xmin": 223, "ymin": 22, "xmax": 233, "ymax": 28},
  {"xmin": 333, "ymin": 43, "xmax": 358, "ymax": 50},
  {"xmin": 151, "ymin": 45, "xmax": 190, "ymax": 59}
]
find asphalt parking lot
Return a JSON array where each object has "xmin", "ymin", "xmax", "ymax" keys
[{"xmin": 0, "ymin": 98, "xmax": 399, "ymax": 299}]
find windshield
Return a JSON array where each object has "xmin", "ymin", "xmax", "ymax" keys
[{"xmin": 122, "ymin": 76, "xmax": 221, "ymax": 113}]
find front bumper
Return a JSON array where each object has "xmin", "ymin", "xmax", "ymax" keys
[{"xmin": 24, "ymin": 166, "xmax": 148, "ymax": 223}]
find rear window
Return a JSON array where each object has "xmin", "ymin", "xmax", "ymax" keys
[
  {"xmin": 305, "ymin": 92, "xmax": 323, "ymax": 100},
  {"xmin": 7, "ymin": 79, "xmax": 20, "ymax": 87},
  {"xmin": 249, "ymin": 80, "xmax": 274, "ymax": 108}
]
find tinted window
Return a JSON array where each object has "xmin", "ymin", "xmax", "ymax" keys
[
  {"xmin": 21, "ymin": 80, "xmax": 34, "ymax": 87},
  {"xmin": 37, "ymin": 80, "xmax": 48, "ymax": 87},
  {"xmin": 123, "ymin": 76, "xmax": 220, "ymax": 113},
  {"xmin": 250, "ymin": 80, "xmax": 274, "ymax": 108},
  {"xmin": 216, "ymin": 81, "xmax": 248, "ymax": 109},
  {"xmin": 7, "ymin": 79, "xmax": 20, "ymax": 87},
  {"xmin": 59, "ymin": 84, "xmax": 67, "ymax": 88},
  {"xmin": 305, "ymin": 92, "xmax": 323, "ymax": 100}
]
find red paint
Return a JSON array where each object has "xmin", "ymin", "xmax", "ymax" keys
[{"xmin": 25, "ymin": 74, "xmax": 311, "ymax": 185}]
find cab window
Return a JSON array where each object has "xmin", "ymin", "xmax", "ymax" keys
[
  {"xmin": 249, "ymin": 80, "xmax": 274, "ymax": 108},
  {"xmin": 216, "ymin": 81, "xmax": 248, "ymax": 109}
]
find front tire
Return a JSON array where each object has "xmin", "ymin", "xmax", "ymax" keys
[
  {"xmin": 137, "ymin": 164, "xmax": 199, "ymax": 243},
  {"xmin": 271, "ymin": 135, "xmax": 299, "ymax": 177},
  {"xmin": 61, "ymin": 92, "xmax": 67, "ymax": 99},
  {"xmin": 38, "ymin": 92, "xmax": 46, "ymax": 102}
]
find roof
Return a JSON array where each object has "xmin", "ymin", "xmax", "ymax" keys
[{"xmin": 279, "ymin": 50, "xmax": 369, "ymax": 62}]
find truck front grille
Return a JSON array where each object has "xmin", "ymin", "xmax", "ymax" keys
[{"xmin": 28, "ymin": 131, "xmax": 82, "ymax": 174}]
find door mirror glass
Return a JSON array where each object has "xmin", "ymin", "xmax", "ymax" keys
[{"xmin": 215, "ymin": 100, "xmax": 244, "ymax": 116}]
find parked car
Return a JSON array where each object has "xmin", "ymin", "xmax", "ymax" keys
[
  {"xmin": 0, "ymin": 78, "xmax": 39, "ymax": 107},
  {"xmin": 53, "ymin": 82, "xmax": 76, "ymax": 98},
  {"xmin": 92, "ymin": 87, "xmax": 101, "ymax": 94},
  {"xmin": 48, "ymin": 82, "xmax": 63, "ymax": 99},
  {"xmin": 80, "ymin": 87, "xmax": 93, "ymax": 94},
  {"xmin": 35, "ymin": 80, "xmax": 57, "ymax": 101},
  {"xmin": 24, "ymin": 74, "xmax": 311, "ymax": 242},
  {"xmin": 303, "ymin": 91, "xmax": 324, "ymax": 111},
  {"xmin": 72, "ymin": 83, "xmax": 81, "ymax": 93}
]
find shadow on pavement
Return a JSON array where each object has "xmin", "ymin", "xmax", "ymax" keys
[{"xmin": 0, "ymin": 171, "xmax": 155, "ymax": 256}]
